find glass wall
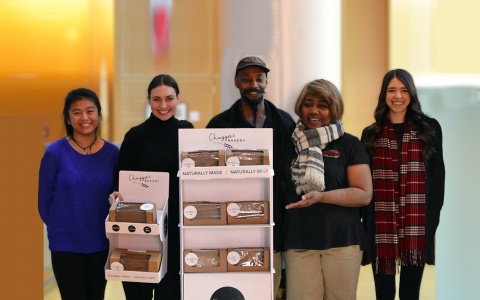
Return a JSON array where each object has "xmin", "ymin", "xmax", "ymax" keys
[{"xmin": 390, "ymin": 1, "xmax": 480, "ymax": 298}]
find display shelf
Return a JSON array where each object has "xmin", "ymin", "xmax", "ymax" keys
[
  {"xmin": 179, "ymin": 128, "xmax": 274, "ymax": 300},
  {"xmin": 182, "ymin": 225, "xmax": 272, "ymax": 249},
  {"xmin": 104, "ymin": 171, "xmax": 170, "ymax": 284}
]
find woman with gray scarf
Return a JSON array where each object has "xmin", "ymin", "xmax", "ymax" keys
[{"xmin": 283, "ymin": 79, "xmax": 372, "ymax": 300}]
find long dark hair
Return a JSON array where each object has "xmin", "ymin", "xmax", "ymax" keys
[
  {"xmin": 63, "ymin": 88, "xmax": 102, "ymax": 137},
  {"xmin": 363, "ymin": 69, "xmax": 436, "ymax": 158},
  {"xmin": 147, "ymin": 74, "xmax": 180, "ymax": 98}
]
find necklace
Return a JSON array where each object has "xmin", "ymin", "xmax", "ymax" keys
[{"xmin": 71, "ymin": 136, "xmax": 97, "ymax": 155}]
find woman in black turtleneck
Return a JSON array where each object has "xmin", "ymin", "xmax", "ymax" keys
[{"xmin": 110, "ymin": 74, "xmax": 193, "ymax": 300}]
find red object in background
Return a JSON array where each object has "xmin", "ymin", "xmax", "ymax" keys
[{"xmin": 152, "ymin": 0, "xmax": 171, "ymax": 57}]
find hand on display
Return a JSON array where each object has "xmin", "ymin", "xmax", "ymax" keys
[{"xmin": 108, "ymin": 191, "xmax": 124, "ymax": 205}]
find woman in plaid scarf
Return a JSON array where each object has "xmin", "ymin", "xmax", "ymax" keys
[
  {"xmin": 361, "ymin": 69, "xmax": 445, "ymax": 300},
  {"xmin": 283, "ymin": 79, "xmax": 373, "ymax": 300}
]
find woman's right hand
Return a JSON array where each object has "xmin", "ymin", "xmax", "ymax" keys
[{"xmin": 108, "ymin": 191, "xmax": 124, "ymax": 205}]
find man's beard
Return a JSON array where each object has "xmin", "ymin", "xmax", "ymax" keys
[{"xmin": 240, "ymin": 88, "xmax": 265, "ymax": 109}]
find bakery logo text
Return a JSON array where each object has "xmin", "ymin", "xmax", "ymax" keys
[
  {"xmin": 129, "ymin": 174, "xmax": 160, "ymax": 188},
  {"xmin": 209, "ymin": 133, "xmax": 246, "ymax": 148}
]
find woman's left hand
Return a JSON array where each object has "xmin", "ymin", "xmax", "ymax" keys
[{"xmin": 285, "ymin": 191, "xmax": 322, "ymax": 209}]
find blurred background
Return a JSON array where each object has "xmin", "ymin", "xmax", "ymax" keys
[{"xmin": 1, "ymin": 0, "xmax": 479, "ymax": 299}]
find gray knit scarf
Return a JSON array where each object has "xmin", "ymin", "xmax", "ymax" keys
[{"xmin": 291, "ymin": 120, "xmax": 344, "ymax": 194}]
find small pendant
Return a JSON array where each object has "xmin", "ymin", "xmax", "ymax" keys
[{"xmin": 83, "ymin": 149, "xmax": 88, "ymax": 155}]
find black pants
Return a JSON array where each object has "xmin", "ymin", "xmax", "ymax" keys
[
  {"xmin": 122, "ymin": 216, "xmax": 181, "ymax": 300},
  {"xmin": 122, "ymin": 271, "xmax": 180, "ymax": 300},
  {"xmin": 372, "ymin": 265, "xmax": 425, "ymax": 300},
  {"xmin": 51, "ymin": 249, "xmax": 109, "ymax": 300}
]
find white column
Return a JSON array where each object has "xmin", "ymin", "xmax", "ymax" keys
[{"xmin": 220, "ymin": 0, "xmax": 342, "ymax": 116}]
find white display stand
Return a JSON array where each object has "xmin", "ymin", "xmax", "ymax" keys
[
  {"xmin": 104, "ymin": 171, "xmax": 169, "ymax": 283},
  {"xmin": 179, "ymin": 128, "xmax": 274, "ymax": 300}
]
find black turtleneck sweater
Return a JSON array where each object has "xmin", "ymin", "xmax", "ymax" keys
[
  {"xmin": 116, "ymin": 114, "xmax": 193, "ymax": 298},
  {"xmin": 117, "ymin": 114, "xmax": 193, "ymax": 203}
]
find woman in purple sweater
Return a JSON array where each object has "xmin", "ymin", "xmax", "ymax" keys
[{"xmin": 38, "ymin": 88, "xmax": 119, "ymax": 300}]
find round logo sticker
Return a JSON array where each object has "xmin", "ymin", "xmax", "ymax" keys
[
  {"xmin": 227, "ymin": 251, "xmax": 241, "ymax": 265},
  {"xmin": 210, "ymin": 286, "xmax": 245, "ymax": 300},
  {"xmin": 184, "ymin": 205, "xmax": 198, "ymax": 219},
  {"xmin": 184, "ymin": 252, "xmax": 199, "ymax": 267},
  {"xmin": 227, "ymin": 203, "xmax": 240, "ymax": 217},
  {"xmin": 140, "ymin": 203, "xmax": 154, "ymax": 211},
  {"xmin": 226, "ymin": 156, "xmax": 240, "ymax": 167},
  {"xmin": 110, "ymin": 262, "xmax": 124, "ymax": 271},
  {"xmin": 128, "ymin": 225, "xmax": 136, "ymax": 233},
  {"xmin": 182, "ymin": 158, "xmax": 195, "ymax": 168}
]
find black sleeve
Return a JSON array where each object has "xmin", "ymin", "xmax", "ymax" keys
[
  {"xmin": 112, "ymin": 128, "xmax": 140, "ymax": 190},
  {"xmin": 427, "ymin": 118, "xmax": 446, "ymax": 226},
  {"xmin": 179, "ymin": 120, "xmax": 194, "ymax": 129}
]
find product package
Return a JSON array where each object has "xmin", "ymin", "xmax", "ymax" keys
[
  {"xmin": 181, "ymin": 150, "xmax": 225, "ymax": 167},
  {"xmin": 225, "ymin": 149, "xmax": 269, "ymax": 166},
  {"xmin": 109, "ymin": 201, "xmax": 157, "ymax": 224},
  {"xmin": 183, "ymin": 249, "xmax": 227, "ymax": 273},
  {"xmin": 183, "ymin": 202, "xmax": 227, "ymax": 225},
  {"xmin": 109, "ymin": 248, "xmax": 162, "ymax": 272},
  {"xmin": 226, "ymin": 201, "xmax": 269, "ymax": 224},
  {"xmin": 227, "ymin": 247, "xmax": 269, "ymax": 272}
]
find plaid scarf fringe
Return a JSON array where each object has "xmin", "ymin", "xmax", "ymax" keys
[
  {"xmin": 375, "ymin": 258, "xmax": 400, "ymax": 275},
  {"xmin": 376, "ymin": 249, "xmax": 425, "ymax": 275}
]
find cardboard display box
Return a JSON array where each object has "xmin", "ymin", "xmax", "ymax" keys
[
  {"xmin": 109, "ymin": 248, "xmax": 162, "ymax": 273},
  {"xmin": 183, "ymin": 249, "xmax": 227, "ymax": 273},
  {"xmin": 109, "ymin": 201, "xmax": 156, "ymax": 224},
  {"xmin": 181, "ymin": 150, "xmax": 225, "ymax": 167},
  {"xmin": 105, "ymin": 171, "xmax": 170, "ymax": 283},
  {"xmin": 226, "ymin": 201, "xmax": 269, "ymax": 225},
  {"xmin": 227, "ymin": 247, "xmax": 270, "ymax": 272},
  {"xmin": 225, "ymin": 149, "xmax": 269, "ymax": 166},
  {"xmin": 183, "ymin": 202, "xmax": 227, "ymax": 226}
]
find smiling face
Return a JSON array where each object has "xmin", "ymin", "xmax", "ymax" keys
[
  {"xmin": 386, "ymin": 77, "xmax": 411, "ymax": 123},
  {"xmin": 149, "ymin": 85, "xmax": 179, "ymax": 121},
  {"xmin": 68, "ymin": 98, "xmax": 99, "ymax": 137},
  {"xmin": 299, "ymin": 95, "xmax": 332, "ymax": 129},
  {"xmin": 235, "ymin": 66, "xmax": 268, "ymax": 107}
]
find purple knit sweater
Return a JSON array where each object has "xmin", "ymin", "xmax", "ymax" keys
[{"xmin": 38, "ymin": 138, "xmax": 118, "ymax": 253}]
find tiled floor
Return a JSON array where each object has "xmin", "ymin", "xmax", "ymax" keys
[{"xmin": 44, "ymin": 264, "xmax": 435, "ymax": 300}]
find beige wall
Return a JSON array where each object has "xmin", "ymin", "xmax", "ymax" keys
[
  {"xmin": 390, "ymin": 0, "xmax": 480, "ymax": 73},
  {"xmin": 342, "ymin": 0, "xmax": 389, "ymax": 138},
  {"xmin": 113, "ymin": 0, "xmax": 221, "ymax": 142}
]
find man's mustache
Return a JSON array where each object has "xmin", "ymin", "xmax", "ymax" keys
[{"xmin": 244, "ymin": 88, "xmax": 265, "ymax": 94}]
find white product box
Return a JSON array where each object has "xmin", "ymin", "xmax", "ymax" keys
[{"xmin": 105, "ymin": 171, "xmax": 169, "ymax": 283}]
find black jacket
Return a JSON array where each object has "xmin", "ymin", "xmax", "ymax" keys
[{"xmin": 360, "ymin": 115, "xmax": 445, "ymax": 265}]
